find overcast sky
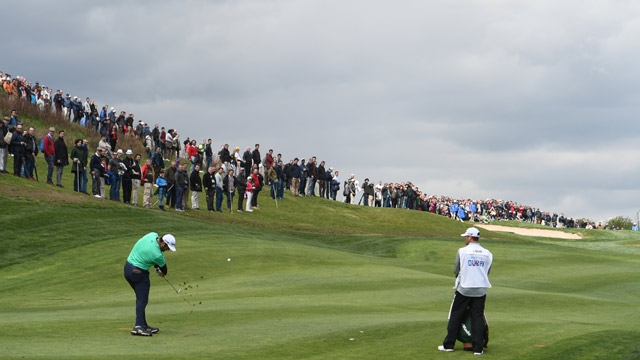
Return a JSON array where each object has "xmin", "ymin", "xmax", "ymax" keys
[{"xmin": 4, "ymin": 1, "xmax": 640, "ymax": 222}]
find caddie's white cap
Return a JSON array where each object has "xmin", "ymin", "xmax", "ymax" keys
[
  {"xmin": 461, "ymin": 227, "xmax": 480, "ymax": 237},
  {"xmin": 162, "ymin": 234, "xmax": 177, "ymax": 251}
]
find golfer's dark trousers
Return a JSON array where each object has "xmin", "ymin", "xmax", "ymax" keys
[
  {"xmin": 443, "ymin": 291, "xmax": 486, "ymax": 353},
  {"xmin": 124, "ymin": 262, "xmax": 150, "ymax": 328}
]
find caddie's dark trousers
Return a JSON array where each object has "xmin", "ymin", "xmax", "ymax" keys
[
  {"xmin": 443, "ymin": 291, "xmax": 486, "ymax": 353},
  {"xmin": 124, "ymin": 261, "xmax": 150, "ymax": 328}
]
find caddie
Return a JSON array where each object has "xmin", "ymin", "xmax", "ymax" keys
[
  {"xmin": 438, "ymin": 227, "xmax": 493, "ymax": 355},
  {"xmin": 124, "ymin": 232, "xmax": 176, "ymax": 336}
]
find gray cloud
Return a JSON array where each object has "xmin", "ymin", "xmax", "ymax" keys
[{"xmin": 3, "ymin": 0, "xmax": 640, "ymax": 222}]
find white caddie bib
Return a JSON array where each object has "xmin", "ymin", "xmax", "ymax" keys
[{"xmin": 457, "ymin": 243, "xmax": 492, "ymax": 289}]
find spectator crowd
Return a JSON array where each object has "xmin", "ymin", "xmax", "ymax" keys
[{"xmin": 0, "ymin": 70, "xmax": 593, "ymax": 228}]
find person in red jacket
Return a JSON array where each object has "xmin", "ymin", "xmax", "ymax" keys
[
  {"xmin": 245, "ymin": 177, "xmax": 254, "ymax": 212},
  {"xmin": 43, "ymin": 127, "xmax": 56, "ymax": 185},
  {"xmin": 250, "ymin": 166, "xmax": 261, "ymax": 209},
  {"xmin": 141, "ymin": 159, "xmax": 154, "ymax": 209},
  {"xmin": 187, "ymin": 140, "xmax": 198, "ymax": 173},
  {"xmin": 265, "ymin": 149, "xmax": 274, "ymax": 171}
]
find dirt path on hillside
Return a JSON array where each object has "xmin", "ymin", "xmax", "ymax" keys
[{"xmin": 476, "ymin": 224, "xmax": 582, "ymax": 239}]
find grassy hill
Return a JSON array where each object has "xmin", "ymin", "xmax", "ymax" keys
[{"xmin": 2, "ymin": 165, "xmax": 640, "ymax": 359}]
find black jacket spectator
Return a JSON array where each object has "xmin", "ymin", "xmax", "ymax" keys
[
  {"xmin": 252, "ymin": 148, "xmax": 261, "ymax": 166},
  {"xmin": 190, "ymin": 169, "xmax": 202, "ymax": 192},
  {"xmin": 0, "ymin": 122, "xmax": 7, "ymax": 148},
  {"xmin": 123, "ymin": 157, "xmax": 134, "ymax": 179},
  {"xmin": 307, "ymin": 162, "xmax": 316, "ymax": 178},
  {"xmin": 242, "ymin": 150, "xmax": 252, "ymax": 170},
  {"xmin": 90, "ymin": 153, "xmax": 102, "ymax": 173},
  {"xmin": 290, "ymin": 163, "xmax": 301, "ymax": 178},
  {"xmin": 202, "ymin": 171, "xmax": 216, "ymax": 192},
  {"xmin": 11, "ymin": 131, "xmax": 25, "ymax": 156},
  {"xmin": 24, "ymin": 133, "xmax": 38, "ymax": 156},
  {"xmin": 220, "ymin": 147, "xmax": 231, "ymax": 163},
  {"xmin": 235, "ymin": 172, "xmax": 247, "ymax": 191},
  {"xmin": 54, "ymin": 137, "xmax": 69, "ymax": 166},
  {"xmin": 317, "ymin": 165, "xmax": 326, "ymax": 180}
]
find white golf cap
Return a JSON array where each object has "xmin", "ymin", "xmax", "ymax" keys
[
  {"xmin": 162, "ymin": 234, "xmax": 177, "ymax": 251},
  {"xmin": 126, "ymin": 149, "xmax": 133, "ymax": 155},
  {"xmin": 117, "ymin": 149, "xmax": 123, "ymax": 154},
  {"xmin": 461, "ymin": 227, "xmax": 480, "ymax": 237}
]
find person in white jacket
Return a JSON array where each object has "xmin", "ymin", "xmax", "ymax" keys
[{"xmin": 438, "ymin": 227, "xmax": 493, "ymax": 355}]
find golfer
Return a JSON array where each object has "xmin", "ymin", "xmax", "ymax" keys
[
  {"xmin": 124, "ymin": 232, "xmax": 176, "ymax": 336},
  {"xmin": 438, "ymin": 227, "xmax": 493, "ymax": 355}
]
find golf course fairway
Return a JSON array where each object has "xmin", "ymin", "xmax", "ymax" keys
[{"xmin": 1, "ymin": 173, "xmax": 639, "ymax": 359}]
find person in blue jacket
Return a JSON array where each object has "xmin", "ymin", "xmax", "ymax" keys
[
  {"xmin": 458, "ymin": 206, "xmax": 466, "ymax": 222},
  {"xmin": 155, "ymin": 170, "xmax": 168, "ymax": 211},
  {"xmin": 62, "ymin": 94, "xmax": 72, "ymax": 121},
  {"xmin": 450, "ymin": 202, "xmax": 459, "ymax": 220}
]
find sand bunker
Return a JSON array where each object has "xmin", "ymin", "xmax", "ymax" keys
[{"xmin": 476, "ymin": 224, "xmax": 582, "ymax": 239}]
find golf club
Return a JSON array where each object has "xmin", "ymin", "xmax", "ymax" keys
[{"xmin": 164, "ymin": 276, "xmax": 181, "ymax": 294}]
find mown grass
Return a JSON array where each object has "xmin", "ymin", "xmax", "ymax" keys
[{"xmin": 2, "ymin": 156, "xmax": 640, "ymax": 359}]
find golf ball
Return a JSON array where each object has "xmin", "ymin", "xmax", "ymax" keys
[{"xmin": 227, "ymin": 258, "xmax": 231, "ymax": 262}]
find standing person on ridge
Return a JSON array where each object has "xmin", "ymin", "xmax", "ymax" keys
[{"xmin": 54, "ymin": 130, "xmax": 68, "ymax": 187}]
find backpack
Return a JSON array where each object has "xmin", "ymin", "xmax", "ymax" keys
[
  {"xmin": 39, "ymin": 138, "xmax": 44, "ymax": 152},
  {"xmin": 4, "ymin": 130, "xmax": 12, "ymax": 146}
]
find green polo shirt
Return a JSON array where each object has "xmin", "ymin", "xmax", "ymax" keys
[{"xmin": 127, "ymin": 232, "xmax": 166, "ymax": 270}]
